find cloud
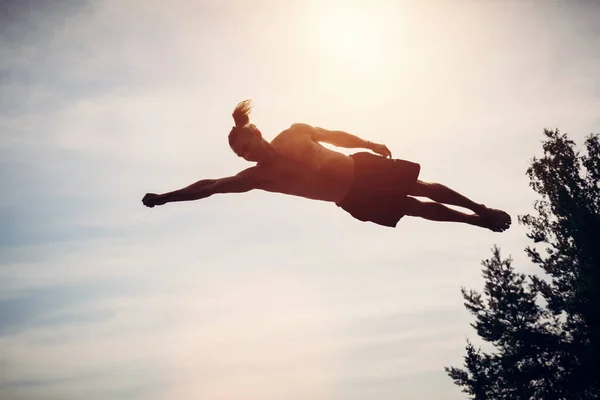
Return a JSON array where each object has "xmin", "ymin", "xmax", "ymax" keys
[
  {"xmin": 0, "ymin": 283, "xmax": 126, "ymax": 336},
  {"xmin": 1, "ymin": 0, "xmax": 599, "ymax": 399}
]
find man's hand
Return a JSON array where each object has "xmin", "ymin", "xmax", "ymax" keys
[
  {"xmin": 369, "ymin": 142, "xmax": 392, "ymax": 158},
  {"xmin": 142, "ymin": 193, "xmax": 166, "ymax": 208}
]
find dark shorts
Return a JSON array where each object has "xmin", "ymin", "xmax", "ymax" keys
[{"xmin": 336, "ymin": 152, "xmax": 421, "ymax": 227}]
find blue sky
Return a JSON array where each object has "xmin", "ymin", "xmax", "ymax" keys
[{"xmin": 1, "ymin": 0, "xmax": 599, "ymax": 399}]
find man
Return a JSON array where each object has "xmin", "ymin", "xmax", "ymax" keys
[{"xmin": 142, "ymin": 100, "xmax": 511, "ymax": 232}]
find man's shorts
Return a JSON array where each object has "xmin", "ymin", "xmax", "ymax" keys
[{"xmin": 336, "ymin": 152, "xmax": 421, "ymax": 228}]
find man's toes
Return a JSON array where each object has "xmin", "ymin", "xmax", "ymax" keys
[
  {"xmin": 500, "ymin": 212, "xmax": 512, "ymax": 229},
  {"xmin": 481, "ymin": 209, "xmax": 512, "ymax": 232}
]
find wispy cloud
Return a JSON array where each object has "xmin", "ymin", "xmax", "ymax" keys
[{"xmin": 1, "ymin": 0, "xmax": 599, "ymax": 399}]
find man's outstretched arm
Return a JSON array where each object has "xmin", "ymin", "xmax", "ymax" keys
[
  {"xmin": 310, "ymin": 126, "xmax": 392, "ymax": 158},
  {"xmin": 142, "ymin": 168, "xmax": 260, "ymax": 208}
]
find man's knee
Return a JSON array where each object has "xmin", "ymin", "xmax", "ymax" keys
[
  {"xmin": 404, "ymin": 197, "xmax": 423, "ymax": 216},
  {"xmin": 411, "ymin": 180, "xmax": 433, "ymax": 197},
  {"xmin": 413, "ymin": 180, "xmax": 448, "ymax": 197}
]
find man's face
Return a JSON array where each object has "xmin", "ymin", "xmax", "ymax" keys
[{"xmin": 230, "ymin": 128, "xmax": 265, "ymax": 162}]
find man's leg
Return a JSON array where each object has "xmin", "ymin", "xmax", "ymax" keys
[
  {"xmin": 409, "ymin": 181, "xmax": 487, "ymax": 214},
  {"xmin": 404, "ymin": 197, "xmax": 489, "ymax": 229},
  {"xmin": 408, "ymin": 181, "xmax": 511, "ymax": 231}
]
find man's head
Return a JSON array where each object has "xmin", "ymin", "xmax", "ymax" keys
[{"xmin": 228, "ymin": 100, "xmax": 270, "ymax": 163}]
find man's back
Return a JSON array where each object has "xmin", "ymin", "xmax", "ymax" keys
[{"xmin": 257, "ymin": 123, "xmax": 355, "ymax": 203}]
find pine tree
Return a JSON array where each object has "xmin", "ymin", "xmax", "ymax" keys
[{"xmin": 445, "ymin": 130, "xmax": 600, "ymax": 399}]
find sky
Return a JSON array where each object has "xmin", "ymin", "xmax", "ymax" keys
[{"xmin": 1, "ymin": 0, "xmax": 599, "ymax": 399}]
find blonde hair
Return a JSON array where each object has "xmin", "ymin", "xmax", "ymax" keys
[
  {"xmin": 232, "ymin": 99, "xmax": 253, "ymax": 128},
  {"xmin": 228, "ymin": 99, "xmax": 261, "ymax": 148}
]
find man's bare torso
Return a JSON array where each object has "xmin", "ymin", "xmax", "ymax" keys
[{"xmin": 253, "ymin": 124, "xmax": 355, "ymax": 203}]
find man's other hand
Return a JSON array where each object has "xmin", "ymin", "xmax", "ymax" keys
[{"xmin": 370, "ymin": 142, "xmax": 392, "ymax": 158}]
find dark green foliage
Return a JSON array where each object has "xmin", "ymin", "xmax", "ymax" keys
[{"xmin": 446, "ymin": 130, "xmax": 600, "ymax": 400}]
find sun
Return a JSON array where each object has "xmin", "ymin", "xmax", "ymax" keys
[{"xmin": 310, "ymin": 3, "xmax": 387, "ymax": 71}]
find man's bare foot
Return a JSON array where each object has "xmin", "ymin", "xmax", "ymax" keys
[
  {"xmin": 142, "ymin": 193, "xmax": 166, "ymax": 208},
  {"xmin": 480, "ymin": 208, "xmax": 512, "ymax": 232}
]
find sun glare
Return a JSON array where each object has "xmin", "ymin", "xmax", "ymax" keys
[
  {"xmin": 313, "ymin": 3, "xmax": 385, "ymax": 68},
  {"xmin": 310, "ymin": 4, "xmax": 387, "ymax": 71}
]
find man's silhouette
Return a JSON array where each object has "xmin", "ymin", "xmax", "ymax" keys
[{"xmin": 142, "ymin": 100, "xmax": 511, "ymax": 232}]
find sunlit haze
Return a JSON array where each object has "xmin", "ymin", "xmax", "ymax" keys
[{"xmin": 1, "ymin": 0, "xmax": 599, "ymax": 399}]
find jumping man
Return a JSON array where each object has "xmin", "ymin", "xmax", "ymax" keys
[{"xmin": 142, "ymin": 100, "xmax": 511, "ymax": 232}]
